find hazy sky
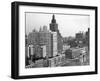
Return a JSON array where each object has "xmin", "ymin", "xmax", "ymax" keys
[{"xmin": 25, "ymin": 12, "xmax": 90, "ymax": 37}]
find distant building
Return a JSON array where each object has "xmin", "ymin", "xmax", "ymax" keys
[
  {"xmin": 76, "ymin": 32, "xmax": 84, "ymax": 41},
  {"xmin": 64, "ymin": 49, "xmax": 72, "ymax": 59},
  {"xmin": 25, "ymin": 35, "xmax": 28, "ymax": 46},
  {"xmin": 75, "ymin": 32, "xmax": 85, "ymax": 47},
  {"xmin": 85, "ymin": 28, "xmax": 90, "ymax": 49},
  {"xmin": 75, "ymin": 28, "xmax": 90, "ymax": 47}
]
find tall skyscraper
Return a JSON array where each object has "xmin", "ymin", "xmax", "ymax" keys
[{"xmin": 50, "ymin": 14, "xmax": 63, "ymax": 54}]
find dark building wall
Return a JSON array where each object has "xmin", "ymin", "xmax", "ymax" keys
[
  {"xmin": 76, "ymin": 32, "xmax": 83, "ymax": 41},
  {"xmin": 65, "ymin": 49, "xmax": 72, "ymax": 59},
  {"xmin": 85, "ymin": 28, "xmax": 90, "ymax": 50},
  {"xmin": 50, "ymin": 23, "xmax": 58, "ymax": 32},
  {"xmin": 57, "ymin": 32, "xmax": 63, "ymax": 53}
]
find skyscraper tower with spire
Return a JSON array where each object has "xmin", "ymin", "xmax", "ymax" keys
[
  {"xmin": 50, "ymin": 14, "xmax": 58, "ymax": 32},
  {"xmin": 50, "ymin": 14, "xmax": 63, "ymax": 54}
]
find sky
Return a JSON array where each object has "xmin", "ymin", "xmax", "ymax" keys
[{"xmin": 25, "ymin": 12, "xmax": 90, "ymax": 37}]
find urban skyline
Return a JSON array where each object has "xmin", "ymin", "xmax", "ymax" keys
[
  {"xmin": 25, "ymin": 13, "xmax": 90, "ymax": 68},
  {"xmin": 25, "ymin": 12, "xmax": 90, "ymax": 37}
]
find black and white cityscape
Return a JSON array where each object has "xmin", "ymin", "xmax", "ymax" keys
[{"xmin": 25, "ymin": 13, "xmax": 90, "ymax": 68}]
